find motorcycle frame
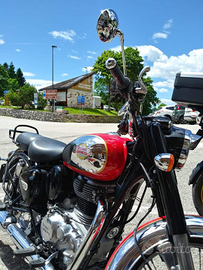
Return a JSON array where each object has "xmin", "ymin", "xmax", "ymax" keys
[
  {"xmin": 0, "ymin": 121, "xmax": 196, "ymax": 270},
  {"xmin": 66, "ymin": 119, "xmax": 195, "ymax": 269}
]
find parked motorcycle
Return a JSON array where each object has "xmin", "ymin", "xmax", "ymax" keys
[{"xmin": 1, "ymin": 8, "xmax": 203, "ymax": 270}]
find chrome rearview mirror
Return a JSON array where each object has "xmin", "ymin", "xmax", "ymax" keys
[
  {"xmin": 97, "ymin": 9, "xmax": 119, "ymax": 43},
  {"xmin": 97, "ymin": 9, "xmax": 127, "ymax": 76}
]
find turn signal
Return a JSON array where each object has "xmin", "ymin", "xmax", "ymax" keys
[{"xmin": 154, "ymin": 153, "xmax": 175, "ymax": 172}]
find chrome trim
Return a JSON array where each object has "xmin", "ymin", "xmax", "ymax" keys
[
  {"xmin": 105, "ymin": 58, "xmax": 117, "ymax": 69},
  {"xmin": 118, "ymin": 101, "xmax": 129, "ymax": 116},
  {"xmin": 175, "ymin": 129, "xmax": 198, "ymax": 169},
  {"xmin": 67, "ymin": 200, "xmax": 106, "ymax": 270},
  {"xmin": 0, "ymin": 210, "xmax": 54, "ymax": 269},
  {"xmin": 71, "ymin": 135, "xmax": 107, "ymax": 173},
  {"xmin": 105, "ymin": 215, "xmax": 203, "ymax": 270},
  {"xmin": 190, "ymin": 133, "xmax": 202, "ymax": 150},
  {"xmin": 154, "ymin": 153, "xmax": 174, "ymax": 172},
  {"xmin": 173, "ymin": 233, "xmax": 194, "ymax": 269}
]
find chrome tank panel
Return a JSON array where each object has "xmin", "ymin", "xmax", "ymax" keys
[
  {"xmin": 71, "ymin": 135, "xmax": 107, "ymax": 173},
  {"xmin": 105, "ymin": 215, "xmax": 203, "ymax": 270}
]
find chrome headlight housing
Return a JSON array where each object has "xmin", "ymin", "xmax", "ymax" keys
[{"xmin": 165, "ymin": 126, "xmax": 201, "ymax": 170}]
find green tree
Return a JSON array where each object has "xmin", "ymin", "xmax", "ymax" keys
[
  {"xmin": 16, "ymin": 68, "xmax": 26, "ymax": 87},
  {"xmin": 7, "ymin": 62, "xmax": 16, "ymax": 79},
  {"xmin": 3, "ymin": 62, "xmax": 8, "ymax": 71},
  {"xmin": 8, "ymin": 83, "xmax": 36, "ymax": 109},
  {"xmin": 93, "ymin": 50, "xmax": 120, "ymax": 110},
  {"xmin": 7, "ymin": 78, "xmax": 19, "ymax": 91},
  {"xmin": 7, "ymin": 90, "xmax": 20, "ymax": 106},
  {"xmin": 142, "ymin": 77, "xmax": 160, "ymax": 115},
  {"xmin": 37, "ymin": 93, "xmax": 47, "ymax": 110},
  {"xmin": 0, "ymin": 64, "xmax": 9, "ymax": 97},
  {"xmin": 93, "ymin": 47, "xmax": 160, "ymax": 115}
]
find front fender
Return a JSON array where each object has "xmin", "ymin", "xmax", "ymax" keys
[
  {"xmin": 189, "ymin": 161, "xmax": 203, "ymax": 185},
  {"xmin": 105, "ymin": 215, "xmax": 203, "ymax": 270}
]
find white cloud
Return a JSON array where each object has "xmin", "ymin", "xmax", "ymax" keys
[
  {"xmin": 82, "ymin": 66, "xmax": 93, "ymax": 72},
  {"xmin": 49, "ymin": 30, "xmax": 76, "ymax": 42},
  {"xmin": 158, "ymin": 88, "xmax": 169, "ymax": 93},
  {"xmin": 24, "ymin": 72, "xmax": 35, "ymax": 77},
  {"xmin": 78, "ymin": 33, "xmax": 87, "ymax": 39},
  {"xmin": 152, "ymin": 19, "xmax": 173, "ymax": 42},
  {"xmin": 87, "ymin": 56, "xmax": 93, "ymax": 59},
  {"xmin": 153, "ymin": 80, "xmax": 174, "ymax": 88},
  {"xmin": 23, "ymin": 72, "xmax": 35, "ymax": 77},
  {"xmin": 16, "ymin": 49, "xmax": 21, "ymax": 52},
  {"xmin": 87, "ymin": 51, "xmax": 97, "ymax": 55},
  {"xmin": 136, "ymin": 45, "xmax": 203, "ymax": 103},
  {"xmin": 161, "ymin": 99, "xmax": 176, "ymax": 105},
  {"xmin": 68, "ymin": 55, "xmax": 81, "ymax": 60},
  {"xmin": 163, "ymin": 19, "xmax": 173, "ymax": 30},
  {"xmin": 137, "ymin": 46, "xmax": 203, "ymax": 81},
  {"xmin": 62, "ymin": 73, "xmax": 69, "ymax": 76},
  {"xmin": 137, "ymin": 45, "xmax": 167, "ymax": 62},
  {"xmin": 153, "ymin": 32, "xmax": 168, "ymax": 40},
  {"xmin": 26, "ymin": 79, "xmax": 52, "ymax": 90},
  {"xmin": 0, "ymin": 39, "xmax": 5, "ymax": 45}
]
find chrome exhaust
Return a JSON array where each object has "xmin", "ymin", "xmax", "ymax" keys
[{"xmin": 0, "ymin": 210, "xmax": 54, "ymax": 270}]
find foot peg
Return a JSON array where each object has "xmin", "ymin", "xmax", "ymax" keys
[
  {"xmin": 13, "ymin": 246, "xmax": 36, "ymax": 257},
  {"xmin": 29, "ymin": 257, "xmax": 45, "ymax": 268}
]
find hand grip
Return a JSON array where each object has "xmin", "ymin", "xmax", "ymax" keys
[{"xmin": 105, "ymin": 58, "xmax": 130, "ymax": 89}]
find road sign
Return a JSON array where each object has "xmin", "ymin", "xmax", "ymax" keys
[
  {"xmin": 44, "ymin": 90, "xmax": 57, "ymax": 100},
  {"xmin": 34, "ymin": 93, "xmax": 38, "ymax": 109},
  {"xmin": 77, "ymin": 96, "xmax": 82, "ymax": 104},
  {"xmin": 77, "ymin": 96, "xmax": 85, "ymax": 104},
  {"xmin": 81, "ymin": 95, "xmax": 85, "ymax": 103}
]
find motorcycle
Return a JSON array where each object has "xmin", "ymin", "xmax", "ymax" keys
[{"xmin": 1, "ymin": 8, "xmax": 203, "ymax": 270}]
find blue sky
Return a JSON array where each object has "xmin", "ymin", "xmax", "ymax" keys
[{"xmin": 1, "ymin": 0, "xmax": 203, "ymax": 105}]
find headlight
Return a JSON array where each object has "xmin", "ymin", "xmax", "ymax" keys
[{"xmin": 165, "ymin": 126, "xmax": 201, "ymax": 170}]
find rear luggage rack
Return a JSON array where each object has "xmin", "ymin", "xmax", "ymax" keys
[{"xmin": 9, "ymin": 125, "xmax": 39, "ymax": 144}]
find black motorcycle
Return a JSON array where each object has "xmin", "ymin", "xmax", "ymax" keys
[{"xmin": 1, "ymin": 8, "xmax": 203, "ymax": 270}]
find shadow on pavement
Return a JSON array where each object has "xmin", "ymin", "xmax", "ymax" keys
[{"xmin": 0, "ymin": 240, "xmax": 29, "ymax": 270}]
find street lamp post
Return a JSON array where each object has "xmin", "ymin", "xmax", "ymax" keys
[{"xmin": 52, "ymin": 45, "xmax": 57, "ymax": 112}]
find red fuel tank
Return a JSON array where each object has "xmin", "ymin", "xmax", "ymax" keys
[{"xmin": 63, "ymin": 133, "xmax": 132, "ymax": 181}]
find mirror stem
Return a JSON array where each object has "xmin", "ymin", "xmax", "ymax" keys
[{"xmin": 116, "ymin": 30, "xmax": 127, "ymax": 77}]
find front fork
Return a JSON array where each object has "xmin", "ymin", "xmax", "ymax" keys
[{"xmin": 150, "ymin": 123, "xmax": 194, "ymax": 270}]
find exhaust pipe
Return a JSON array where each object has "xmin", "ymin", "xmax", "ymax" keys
[{"xmin": 0, "ymin": 210, "xmax": 54, "ymax": 270}]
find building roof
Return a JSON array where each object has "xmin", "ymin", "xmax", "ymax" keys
[{"xmin": 39, "ymin": 72, "xmax": 95, "ymax": 91}]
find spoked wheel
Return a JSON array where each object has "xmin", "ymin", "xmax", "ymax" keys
[
  {"xmin": 192, "ymin": 172, "xmax": 203, "ymax": 216},
  {"xmin": 133, "ymin": 241, "xmax": 203, "ymax": 269}
]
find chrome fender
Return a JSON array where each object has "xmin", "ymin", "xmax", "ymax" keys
[{"xmin": 105, "ymin": 215, "xmax": 203, "ymax": 270}]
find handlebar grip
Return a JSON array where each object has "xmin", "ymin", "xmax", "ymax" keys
[{"xmin": 105, "ymin": 58, "xmax": 130, "ymax": 90}]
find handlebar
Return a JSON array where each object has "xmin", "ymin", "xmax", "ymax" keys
[
  {"xmin": 105, "ymin": 57, "xmax": 150, "ymax": 98},
  {"xmin": 105, "ymin": 58, "xmax": 133, "ymax": 96}
]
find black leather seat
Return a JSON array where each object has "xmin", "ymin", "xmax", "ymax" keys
[
  {"xmin": 28, "ymin": 137, "xmax": 66, "ymax": 163},
  {"xmin": 16, "ymin": 132, "xmax": 42, "ymax": 151}
]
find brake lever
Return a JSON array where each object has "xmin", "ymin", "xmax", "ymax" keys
[{"xmin": 137, "ymin": 66, "xmax": 150, "ymax": 95}]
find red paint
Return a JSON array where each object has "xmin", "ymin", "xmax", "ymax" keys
[{"xmin": 64, "ymin": 133, "xmax": 132, "ymax": 181}]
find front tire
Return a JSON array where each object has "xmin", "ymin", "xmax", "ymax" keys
[
  {"xmin": 133, "ymin": 240, "xmax": 203, "ymax": 269},
  {"xmin": 192, "ymin": 173, "xmax": 203, "ymax": 216}
]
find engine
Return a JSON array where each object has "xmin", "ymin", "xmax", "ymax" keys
[{"xmin": 40, "ymin": 174, "xmax": 116, "ymax": 267}]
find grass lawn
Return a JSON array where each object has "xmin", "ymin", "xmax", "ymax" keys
[
  {"xmin": 0, "ymin": 106, "xmax": 118, "ymax": 116},
  {"xmin": 63, "ymin": 107, "xmax": 118, "ymax": 116}
]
